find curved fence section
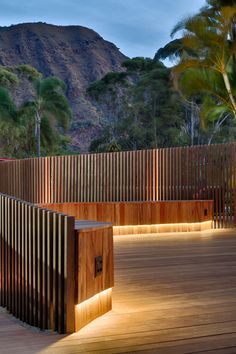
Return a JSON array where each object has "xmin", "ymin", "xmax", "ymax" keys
[
  {"xmin": 0, "ymin": 193, "xmax": 75, "ymax": 333},
  {"xmin": 0, "ymin": 143, "xmax": 235, "ymax": 227}
]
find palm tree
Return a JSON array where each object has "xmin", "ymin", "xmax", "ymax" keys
[
  {"xmin": 20, "ymin": 77, "xmax": 72, "ymax": 157},
  {"xmin": 0, "ymin": 65, "xmax": 42, "ymax": 156},
  {"xmin": 0, "ymin": 68, "xmax": 20, "ymax": 156},
  {"xmin": 156, "ymin": 1, "xmax": 236, "ymax": 128}
]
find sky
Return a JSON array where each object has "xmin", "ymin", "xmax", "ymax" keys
[{"xmin": 0, "ymin": 0, "xmax": 206, "ymax": 59}]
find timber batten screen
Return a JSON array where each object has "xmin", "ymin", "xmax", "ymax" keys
[
  {"xmin": 0, "ymin": 143, "xmax": 235, "ymax": 228},
  {"xmin": 0, "ymin": 194, "xmax": 75, "ymax": 333}
]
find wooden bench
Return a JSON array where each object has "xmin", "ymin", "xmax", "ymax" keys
[
  {"xmin": 0, "ymin": 194, "xmax": 114, "ymax": 334},
  {"xmin": 74, "ymin": 220, "xmax": 114, "ymax": 331},
  {"xmin": 40, "ymin": 200, "xmax": 214, "ymax": 235}
]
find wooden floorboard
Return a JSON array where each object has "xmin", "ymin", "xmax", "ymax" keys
[{"xmin": 1, "ymin": 229, "xmax": 236, "ymax": 354}]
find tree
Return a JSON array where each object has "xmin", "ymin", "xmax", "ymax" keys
[
  {"xmin": 0, "ymin": 65, "xmax": 72, "ymax": 157},
  {"xmin": 87, "ymin": 72, "xmax": 128, "ymax": 126},
  {"xmin": 87, "ymin": 71, "xmax": 130, "ymax": 151},
  {"xmin": 88, "ymin": 58, "xmax": 187, "ymax": 152},
  {"xmin": 155, "ymin": 0, "xmax": 236, "ymax": 134},
  {"xmin": 123, "ymin": 59, "xmax": 187, "ymax": 149},
  {"xmin": 20, "ymin": 77, "xmax": 72, "ymax": 157},
  {"xmin": 0, "ymin": 87, "xmax": 17, "ymax": 155},
  {"xmin": 0, "ymin": 65, "xmax": 41, "ymax": 156}
]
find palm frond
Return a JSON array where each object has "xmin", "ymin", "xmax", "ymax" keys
[
  {"xmin": 0, "ymin": 87, "xmax": 17, "ymax": 122},
  {"xmin": 171, "ymin": 17, "xmax": 190, "ymax": 37}
]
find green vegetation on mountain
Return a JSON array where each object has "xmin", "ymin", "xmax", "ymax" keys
[
  {"xmin": 88, "ymin": 0, "xmax": 236, "ymax": 152},
  {"xmin": 0, "ymin": 65, "xmax": 72, "ymax": 157},
  {"xmin": 88, "ymin": 58, "xmax": 188, "ymax": 152},
  {"xmin": 2, "ymin": 2, "xmax": 236, "ymax": 155},
  {"xmin": 19, "ymin": 76, "xmax": 72, "ymax": 157},
  {"xmin": 0, "ymin": 23, "xmax": 127, "ymax": 152}
]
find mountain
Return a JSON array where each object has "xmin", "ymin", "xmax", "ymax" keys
[{"xmin": 0, "ymin": 22, "xmax": 127, "ymax": 151}]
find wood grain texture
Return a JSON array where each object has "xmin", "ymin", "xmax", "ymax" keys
[
  {"xmin": 74, "ymin": 222, "xmax": 114, "ymax": 331},
  {"xmin": 75, "ymin": 288, "xmax": 112, "ymax": 332},
  {"xmin": 40, "ymin": 200, "xmax": 214, "ymax": 232},
  {"xmin": 0, "ymin": 229, "xmax": 236, "ymax": 353},
  {"xmin": 113, "ymin": 221, "xmax": 213, "ymax": 235},
  {"xmin": 76, "ymin": 226, "xmax": 114, "ymax": 304},
  {"xmin": 0, "ymin": 193, "xmax": 75, "ymax": 334},
  {"xmin": 0, "ymin": 194, "xmax": 115, "ymax": 334},
  {"xmin": 0, "ymin": 143, "xmax": 235, "ymax": 228}
]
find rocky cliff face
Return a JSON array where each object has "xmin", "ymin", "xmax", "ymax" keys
[{"xmin": 0, "ymin": 22, "xmax": 127, "ymax": 151}]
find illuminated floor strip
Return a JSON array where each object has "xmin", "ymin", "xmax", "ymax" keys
[
  {"xmin": 113, "ymin": 221, "xmax": 212, "ymax": 235},
  {"xmin": 75, "ymin": 288, "xmax": 112, "ymax": 331}
]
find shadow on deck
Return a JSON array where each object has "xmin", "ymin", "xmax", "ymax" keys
[{"xmin": 1, "ymin": 229, "xmax": 236, "ymax": 354}]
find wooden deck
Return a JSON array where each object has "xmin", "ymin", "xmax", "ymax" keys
[{"xmin": 1, "ymin": 229, "xmax": 236, "ymax": 353}]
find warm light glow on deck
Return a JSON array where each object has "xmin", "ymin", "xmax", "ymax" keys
[
  {"xmin": 76, "ymin": 288, "xmax": 112, "ymax": 308},
  {"xmin": 75, "ymin": 288, "xmax": 112, "ymax": 331},
  {"xmin": 113, "ymin": 221, "xmax": 212, "ymax": 235}
]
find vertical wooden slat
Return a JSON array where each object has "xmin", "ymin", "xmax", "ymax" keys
[
  {"xmin": 230, "ymin": 143, "xmax": 233, "ymax": 227},
  {"xmin": 0, "ymin": 193, "xmax": 75, "ymax": 333},
  {"xmin": 28, "ymin": 205, "xmax": 33, "ymax": 325},
  {"xmin": 159, "ymin": 149, "xmax": 162, "ymax": 200},
  {"xmin": 0, "ymin": 143, "xmax": 236, "ymax": 227},
  {"xmin": 234, "ymin": 143, "xmax": 236, "ymax": 228},
  {"xmin": 24, "ymin": 203, "xmax": 28, "ymax": 323},
  {"xmin": 11, "ymin": 199, "xmax": 16, "ymax": 315},
  {"xmin": 216, "ymin": 145, "xmax": 220, "ymax": 228},
  {"xmin": 222, "ymin": 145, "xmax": 225, "ymax": 227},
  {"xmin": 64, "ymin": 215, "xmax": 75, "ymax": 333}
]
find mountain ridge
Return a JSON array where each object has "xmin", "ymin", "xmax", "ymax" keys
[{"xmin": 0, "ymin": 22, "xmax": 127, "ymax": 151}]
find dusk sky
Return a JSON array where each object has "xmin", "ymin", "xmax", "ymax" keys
[{"xmin": 0, "ymin": 0, "xmax": 206, "ymax": 58}]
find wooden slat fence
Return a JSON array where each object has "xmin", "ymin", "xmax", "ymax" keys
[
  {"xmin": 0, "ymin": 193, "xmax": 75, "ymax": 333},
  {"xmin": 0, "ymin": 143, "xmax": 235, "ymax": 228}
]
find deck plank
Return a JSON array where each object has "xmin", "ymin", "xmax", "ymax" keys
[{"xmin": 1, "ymin": 229, "xmax": 236, "ymax": 354}]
